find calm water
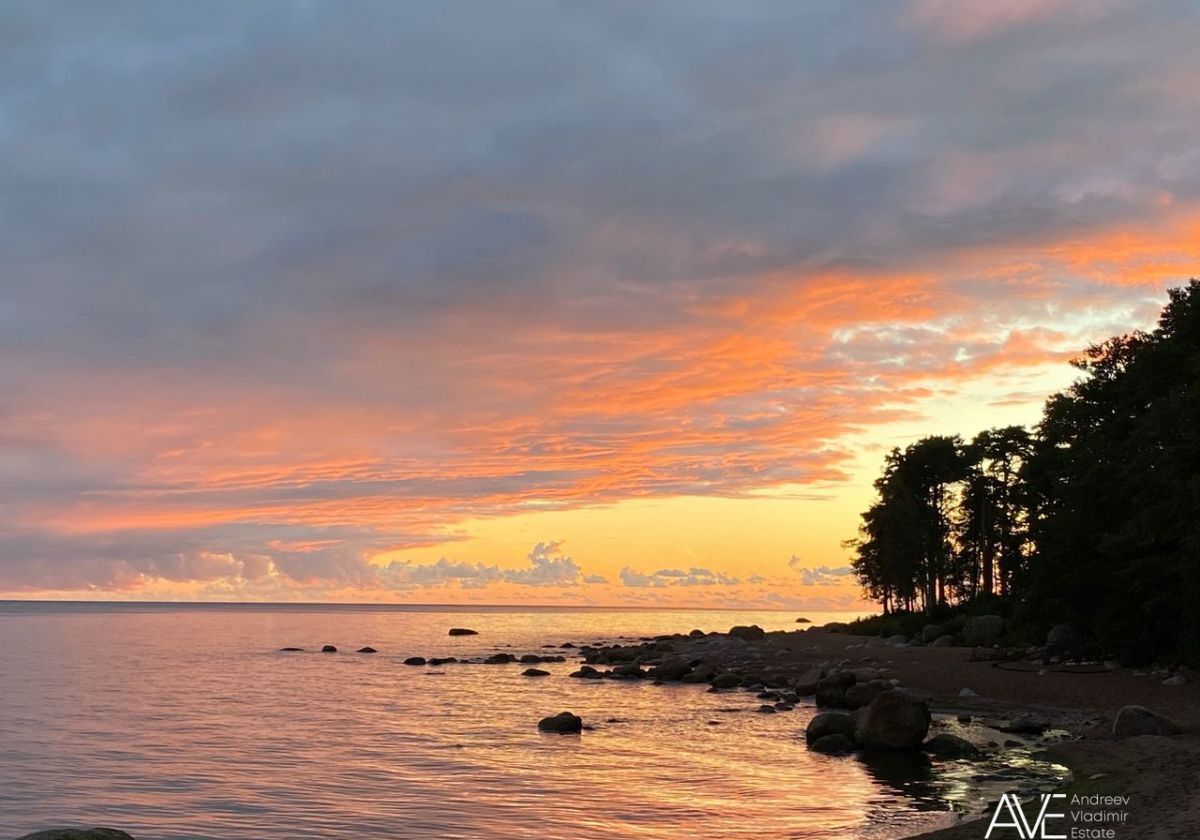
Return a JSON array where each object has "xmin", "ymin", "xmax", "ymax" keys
[{"xmin": 0, "ymin": 603, "xmax": 1060, "ymax": 839}]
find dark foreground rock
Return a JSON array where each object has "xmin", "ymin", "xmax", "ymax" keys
[
  {"xmin": 278, "ymin": 647, "xmax": 303, "ymax": 652},
  {"xmin": 448, "ymin": 628, "xmax": 479, "ymax": 636},
  {"xmin": 923, "ymin": 733, "xmax": 980, "ymax": 758},
  {"xmin": 805, "ymin": 711, "xmax": 857, "ymax": 745},
  {"xmin": 537, "ymin": 711, "xmax": 583, "ymax": 733},
  {"xmin": 1113, "ymin": 705, "xmax": 1181, "ymax": 736},
  {"xmin": 523, "ymin": 668, "xmax": 551, "ymax": 677},
  {"xmin": 728, "ymin": 624, "xmax": 765, "ymax": 641},
  {"xmin": 357, "ymin": 646, "xmax": 377, "ymax": 653},
  {"xmin": 17, "ymin": 830, "xmax": 136, "ymax": 840},
  {"xmin": 854, "ymin": 692, "xmax": 931, "ymax": 750},
  {"xmin": 320, "ymin": 645, "xmax": 337, "ymax": 653},
  {"xmin": 403, "ymin": 656, "xmax": 426, "ymax": 666}
]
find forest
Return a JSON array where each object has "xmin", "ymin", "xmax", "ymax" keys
[{"xmin": 847, "ymin": 280, "xmax": 1200, "ymax": 664}]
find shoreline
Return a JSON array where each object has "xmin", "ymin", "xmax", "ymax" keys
[{"xmin": 566, "ymin": 625, "xmax": 1199, "ymax": 839}]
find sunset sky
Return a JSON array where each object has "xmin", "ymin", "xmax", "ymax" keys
[{"xmin": 3, "ymin": 1, "xmax": 1199, "ymax": 608}]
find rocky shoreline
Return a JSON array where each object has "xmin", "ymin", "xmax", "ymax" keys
[{"xmin": 23, "ymin": 621, "xmax": 1199, "ymax": 840}]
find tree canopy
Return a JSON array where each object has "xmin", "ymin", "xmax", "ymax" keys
[{"xmin": 848, "ymin": 280, "xmax": 1200, "ymax": 663}]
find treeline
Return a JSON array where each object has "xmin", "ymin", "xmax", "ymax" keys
[{"xmin": 847, "ymin": 280, "xmax": 1200, "ymax": 663}]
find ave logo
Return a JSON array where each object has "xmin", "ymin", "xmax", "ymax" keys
[{"xmin": 985, "ymin": 793, "xmax": 1066, "ymax": 838}]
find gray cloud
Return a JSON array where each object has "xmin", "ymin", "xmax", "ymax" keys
[
  {"xmin": 1, "ymin": 2, "xmax": 1198, "ymax": 592},
  {"xmin": 620, "ymin": 566, "xmax": 741, "ymax": 588}
]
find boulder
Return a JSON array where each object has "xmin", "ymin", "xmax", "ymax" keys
[
  {"xmin": 794, "ymin": 667, "xmax": 823, "ymax": 696},
  {"xmin": 612, "ymin": 663, "xmax": 645, "ymax": 679},
  {"xmin": 805, "ymin": 711, "xmax": 857, "ymax": 745},
  {"xmin": 648, "ymin": 655, "xmax": 691, "ymax": 681},
  {"xmin": 320, "ymin": 645, "xmax": 337, "ymax": 653},
  {"xmin": 921, "ymin": 624, "xmax": 946, "ymax": 643},
  {"xmin": 1163, "ymin": 674, "xmax": 1187, "ymax": 686},
  {"xmin": 854, "ymin": 692, "xmax": 931, "ymax": 750},
  {"xmin": 570, "ymin": 666, "xmax": 602, "ymax": 679},
  {"xmin": 680, "ymin": 666, "xmax": 715, "ymax": 684},
  {"xmin": 930, "ymin": 634, "xmax": 957, "ymax": 647},
  {"xmin": 484, "ymin": 653, "xmax": 517, "ymax": 664},
  {"xmin": 756, "ymin": 704, "xmax": 777, "ymax": 714},
  {"xmin": 844, "ymin": 680, "xmax": 888, "ymax": 709},
  {"xmin": 964, "ymin": 615, "xmax": 1005, "ymax": 647},
  {"xmin": 823, "ymin": 622, "xmax": 850, "ymax": 633},
  {"xmin": 816, "ymin": 671, "xmax": 855, "ymax": 707},
  {"xmin": 1046, "ymin": 623, "xmax": 1083, "ymax": 655},
  {"xmin": 728, "ymin": 625, "xmax": 766, "ymax": 641},
  {"xmin": 448, "ymin": 628, "xmax": 479, "ymax": 636},
  {"xmin": 710, "ymin": 672, "xmax": 742, "ymax": 689},
  {"xmin": 1112, "ymin": 705, "xmax": 1181, "ymax": 737},
  {"xmin": 850, "ymin": 667, "xmax": 881, "ymax": 683},
  {"xmin": 537, "ymin": 711, "xmax": 583, "ymax": 733},
  {"xmin": 278, "ymin": 647, "xmax": 303, "ymax": 652},
  {"xmin": 17, "ymin": 831, "xmax": 136, "ymax": 840},
  {"xmin": 522, "ymin": 668, "xmax": 551, "ymax": 677},
  {"xmin": 923, "ymin": 733, "xmax": 980, "ymax": 758},
  {"xmin": 810, "ymin": 734, "xmax": 856, "ymax": 754},
  {"xmin": 403, "ymin": 656, "xmax": 426, "ymax": 666},
  {"xmin": 884, "ymin": 634, "xmax": 908, "ymax": 647},
  {"xmin": 357, "ymin": 646, "xmax": 377, "ymax": 653},
  {"xmin": 428, "ymin": 657, "xmax": 457, "ymax": 666},
  {"xmin": 795, "ymin": 617, "xmax": 811, "ymax": 624}
]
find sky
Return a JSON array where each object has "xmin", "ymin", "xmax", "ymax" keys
[{"xmin": 2, "ymin": 1, "xmax": 1199, "ymax": 608}]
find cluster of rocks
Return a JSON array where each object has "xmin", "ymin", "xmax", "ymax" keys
[
  {"xmin": 401, "ymin": 652, "xmax": 568, "ymax": 667},
  {"xmin": 277, "ymin": 645, "xmax": 377, "ymax": 653},
  {"xmin": 17, "ymin": 831, "xmax": 135, "ymax": 840},
  {"xmin": 805, "ymin": 691, "xmax": 935, "ymax": 755}
]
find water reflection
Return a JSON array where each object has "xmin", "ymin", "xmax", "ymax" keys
[{"xmin": 0, "ymin": 604, "xmax": 1066, "ymax": 839}]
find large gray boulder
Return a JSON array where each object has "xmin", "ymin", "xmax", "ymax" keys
[
  {"xmin": 1112, "ymin": 705, "xmax": 1181, "ymax": 736},
  {"xmin": 855, "ymin": 692, "xmax": 931, "ymax": 750},
  {"xmin": 648, "ymin": 655, "xmax": 691, "ymax": 681},
  {"xmin": 964, "ymin": 615, "xmax": 1005, "ymax": 646},
  {"xmin": 17, "ymin": 831, "xmax": 136, "ymax": 840},
  {"xmin": 921, "ymin": 623, "xmax": 946, "ymax": 643},
  {"xmin": 930, "ymin": 634, "xmax": 957, "ymax": 647},
  {"xmin": 805, "ymin": 711, "xmax": 857, "ymax": 745}
]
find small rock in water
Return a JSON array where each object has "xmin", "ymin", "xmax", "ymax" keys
[
  {"xmin": 403, "ymin": 656, "xmax": 427, "ymax": 666},
  {"xmin": 756, "ymin": 704, "xmax": 777, "ymax": 714},
  {"xmin": 448, "ymin": 628, "xmax": 479, "ymax": 636},
  {"xmin": 923, "ymin": 733, "xmax": 980, "ymax": 758},
  {"xmin": 711, "ymin": 672, "xmax": 742, "ymax": 689},
  {"xmin": 279, "ymin": 647, "xmax": 303, "ymax": 652},
  {"xmin": 959, "ymin": 688, "xmax": 978, "ymax": 698},
  {"xmin": 357, "ymin": 646, "xmax": 377, "ymax": 653},
  {"xmin": 537, "ymin": 711, "xmax": 583, "ymax": 733},
  {"xmin": 17, "ymin": 830, "xmax": 137, "ymax": 840},
  {"xmin": 522, "ymin": 668, "xmax": 551, "ymax": 677},
  {"xmin": 321, "ymin": 645, "xmax": 338, "ymax": 653}
]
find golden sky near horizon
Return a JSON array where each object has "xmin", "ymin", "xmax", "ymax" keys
[{"xmin": 2, "ymin": 1, "xmax": 1199, "ymax": 607}]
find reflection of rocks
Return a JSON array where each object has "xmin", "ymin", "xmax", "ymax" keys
[
  {"xmin": 810, "ymin": 734, "xmax": 856, "ymax": 754},
  {"xmin": 857, "ymin": 749, "xmax": 935, "ymax": 799}
]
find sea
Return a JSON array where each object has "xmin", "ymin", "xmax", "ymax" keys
[{"xmin": 0, "ymin": 602, "xmax": 1065, "ymax": 839}]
